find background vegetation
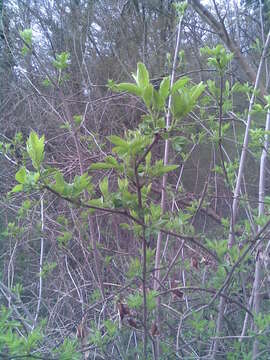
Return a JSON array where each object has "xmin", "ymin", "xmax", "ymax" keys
[{"xmin": 1, "ymin": 0, "xmax": 270, "ymax": 359}]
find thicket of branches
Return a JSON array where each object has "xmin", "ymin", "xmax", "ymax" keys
[{"xmin": 1, "ymin": 0, "xmax": 270, "ymax": 359}]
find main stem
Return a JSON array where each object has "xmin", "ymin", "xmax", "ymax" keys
[
  {"xmin": 142, "ymin": 227, "xmax": 148, "ymax": 358},
  {"xmin": 134, "ymin": 155, "xmax": 148, "ymax": 358},
  {"xmin": 34, "ymin": 195, "xmax": 44, "ymax": 327}
]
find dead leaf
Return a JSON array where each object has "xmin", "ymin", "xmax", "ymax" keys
[{"xmin": 151, "ymin": 322, "xmax": 159, "ymax": 336}]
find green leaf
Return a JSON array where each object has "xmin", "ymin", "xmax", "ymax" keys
[
  {"xmin": 174, "ymin": 1, "xmax": 188, "ymax": 16},
  {"xmin": 72, "ymin": 173, "xmax": 92, "ymax": 197},
  {"xmin": 171, "ymin": 77, "xmax": 189, "ymax": 94},
  {"xmin": 118, "ymin": 177, "xmax": 128, "ymax": 191},
  {"xmin": 26, "ymin": 131, "xmax": 45, "ymax": 170},
  {"xmin": 133, "ymin": 62, "xmax": 149, "ymax": 89},
  {"xmin": 60, "ymin": 122, "xmax": 71, "ymax": 131},
  {"xmin": 105, "ymin": 156, "xmax": 119, "ymax": 167},
  {"xmin": 171, "ymin": 82, "xmax": 205, "ymax": 119},
  {"xmin": 73, "ymin": 115, "xmax": 83, "ymax": 126},
  {"xmin": 120, "ymin": 222, "xmax": 130, "ymax": 230},
  {"xmin": 27, "ymin": 171, "xmax": 40, "ymax": 186},
  {"xmin": 156, "ymin": 117, "xmax": 165, "ymax": 129},
  {"xmin": 112, "ymin": 197, "xmax": 123, "ymax": 208},
  {"xmin": 145, "ymin": 151, "xmax": 151, "ymax": 168},
  {"xmin": 265, "ymin": 95, "xmax": 270, "ymax": 108},
  {"xmin": 142, "ymin": 84, "xmax": 153, "ymax": 108},
  {"xmin": 52, "ymin": 171, "xmax": 65, "ymax": 194},
  {"xmin": 153, "ymin": 90, "xmax": 165, "ymax": 111},
  {"xmin": 56, "ymin": 339, "xmax": 80, "ymax": 360},
  {"xmin": 107, "ymin": 79, "xmax": 116, "ymax": 89},
  {"xmin": 25, "ymin": 328, "xmax": 43, "ymax": 352},
  {"xmin": 159, "ymin": 76, "xmax": 170, "ymax": 100},
  {"xmin": 149, "ymin": 160, "xmax": 179, "ymax": 177},
  {"xmin": 109, "ymin": 135, "xmax": 130, "ymax": 156},
  {"xmin": 104, "ymin": 320, "xmax": 117, "ymax": 337},
  {"xmin": 128, "ymin": 135, "xmax": 151, "ymax": 157},
  {"xmin": 53, "ymin": 52, "xmax": 70, "ymax": 70},
  {"xmin": 127, "ymin": 258, "xmax": 142, "ymax": 279},
  {"xmin": 190, "ymin": 82, "xmax": 206, "ymax": 102},
  {"xmin": 127, "ymin": 292, "xmax": 143, "ymax": 309},
  {"xmin": 161, "ymin": 164, "xmax": 179, "ymax": 174},
  {"xmin": 207, "ymin": 79, "xmax": 217, "ymax": 97},
  {"xmin": 42, "ymin": 77, "xmax": 51, "ymax": 87},
  {"xmin": 172, "ymin": 136, "xmax": 189, "ymax": 152},
  {"xmin": 20, "ymin": 29, "xmax": 32, "ymax": 55},
  {"xmin": 90, "ymin": 155, "xmax": 120, "ymax": 170},
  {"xmin": 87, "ymin": 198, "xmax": 103, "ymax": 208},
  {"xmin": 200, "ymin": 45, "xmax": 233, "ymax": 73},
  {"xmin": 51, "ymin": 172, "xmax": 91, "ymax": 199},
  {"xmin": 19, "ymin": 29, "xmax": 32, "ymax": 45},
  {"xmin": 171, "ymin": 91, "xmax": 190, "ymax": 118},
  {"xmin": 108, "ymin": 135, "xmax": 128, "ymax": 147},
  {"xmin": 115, "ymin": 83, "xmax": 142, "ymax": 96},
  {"xmin": 15, "ymin": 167, "xmax": 27, "ymax": 184},
  {"xmin": 99, "ymin": 177, "xmax": 109, "ymax": 196},
  {"xmin": 10, "ymin": 184, "xmax": 23, "ymax": 193},
  {"xmin": 251, "ymin": 103, "xmax": 264, "ymax": 114},
  {"xmin": 12, "ymin": 167, "xmax": 40, "ymax": 193},
  {"xmin": 146, "ymin": 290, "xmax": 158, "ymax": 311},
  {"xmin": 57, "ymin": 231, "xmax": 72, "ymax": 247}
]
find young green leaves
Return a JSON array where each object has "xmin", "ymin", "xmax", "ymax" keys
[
  {"xmin": 53, "ymin": 52, "xmax": 70, "ymax": 70},
  {"xmin": 109, "ymin": 61, "xmax": 205, "ymax": 124},
  {"xmin": 171, "ymin": 82, "xmax": 205, "ymax": 119},
  {"xmin": 109, "ymin": 62, "xmax": 170, "ymax": 113},
  {"xmin": 200, "ymin": 45, "xmax": 233, "ymax": 74},
  {"xmin": 11, "ymin": 167, "xmax": 40, "ymax": 193},
  {"xmin": 12, "ymin": 168, "xmax": 30, "ymax": 193},
  {"xmin": 132, "ymin": 62, "xmax": 150, "ymax": 89},
  {"xmin": 10, "ymin": 132, "xmax": 44, "ymax": 193},
  {"xmin": 51, "ymin": 171, "xmax": 92, "ymax": 199},
  {"xmin": 11, "ymin": 131, "xmax": 92, "ymax": 199},
  {"xmin": 108, "ymin": 62, "xmax": 150, "ymax": 97},
  {"xmin": 19, "ymin": 29, "xmax": 32, "ymax": 55},
  {"xmin": 26, "ymin": 131, "xmax": 45, "ymax": 170}
]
